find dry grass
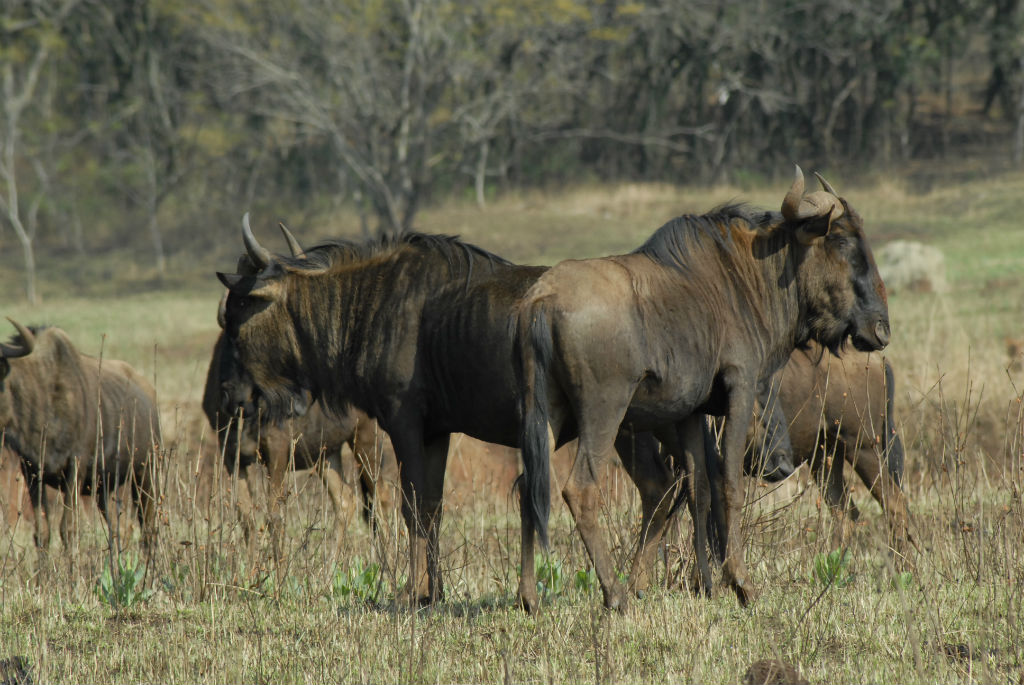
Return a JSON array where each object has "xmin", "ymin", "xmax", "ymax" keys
[{"xmin": 0, "ymin": 171, "xmax": 1023, "ymax": 682}]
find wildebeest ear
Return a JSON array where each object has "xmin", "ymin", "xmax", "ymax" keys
[
  {"xmin": 217, "ymin": 272, "xmax": 259, "ymax": 294},
  {"xmin": 794, "ymin": 207, "xmax": 834, "ymax": 244}
]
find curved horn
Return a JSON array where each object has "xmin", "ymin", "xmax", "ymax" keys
[
  {"xmin": 278, "ymin": 221, "xmax": 305, "ymax": 258},
  {"xmin": 1, "ymin": 318, "xmax": 34, "ymax": 359},
  {"xmin": 242, "ymin": 212, "xmax": 272, "ymax": 269},
  {"xmin": 780, "ymin": 164, "xmax": 805, "ymax": 220},
  {"xmin": 814, "ymin": 171, "xmax": 838, "ymax": 196},
  {"xmin": 798, "ymin": 190, "xmax": 845, "ymax": 221},
  {"xmin": 781, "ymin": 165, "xmax": 844, "ymax": 221}
]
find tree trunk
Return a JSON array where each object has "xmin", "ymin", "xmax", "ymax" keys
[{"xmin": 475, "ymin": 139, "xmax": 489, "ymax": 210}]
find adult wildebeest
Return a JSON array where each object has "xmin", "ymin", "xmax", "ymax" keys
[
  {"xmin": 0, "ymin": 321, "xmax": 161, "ymax": 556},
  {"xmin": 216, "ymin": 216, "xmax": 716, "ymax": 609},
  {"xmin": 217, "ymin": 220, "xmax": 540, "ymax": 604},
  {"xmin": 515, "ymin": 166, "xmax": 890, "ymax": 608},
  {"xmin": 203, "ymin": 323, "xmax": 394, "ymax": 556}
]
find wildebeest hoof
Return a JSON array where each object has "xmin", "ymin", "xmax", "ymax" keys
[
  {"xmin": 518, "ymin": 590, "xmax": 541, "ymax": 614},
  {"xmin": 603, "ymin": 589, "xmax": 627, "ymax": 612},
  {"xmin": 733, "ymin": 579, "xmax": 759, "ymax": 607}
]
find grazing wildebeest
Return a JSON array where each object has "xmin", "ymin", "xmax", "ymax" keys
[
  {"xmin": 0, "ymin": 321, "xmax": 161, "ymax": 555},
  {"xmin": 628, "ymin": 344, "xmax": 910, "ymax": 596},
  {"xmin": 216, "ymin": 216, "xmax": 716, "ymax": 609},
  {"xmin": 751, "ymin": 343, "xmax": 910, "ymax": 556},
  {"xmin": 202, "ymin": 325, "xmax": 394, "ymax": 556},
  {"xmin": 515, "ymin": 166, "xmax": 890, "ymax": 608}
]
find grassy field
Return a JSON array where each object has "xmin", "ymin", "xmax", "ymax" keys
[{"xmin": 0, "ymin": 169, "xmax": 1023, "ymax": 683}]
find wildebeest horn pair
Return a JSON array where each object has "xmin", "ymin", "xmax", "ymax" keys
[
  {"xmin": 780, "ymin": 164, "xmax": 844, "ymax": 222},
  {"xmin": 241, "ymin": 212, "xmax": 305, "ymax": 267},
  {"xmin": 0, "ymin": 318, "xmax": 34, "ymax": 358}
]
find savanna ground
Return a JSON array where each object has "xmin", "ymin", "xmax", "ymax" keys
[{"xmin": 0, "ymin": 167, "xmax": 1023, "ymax": 683}]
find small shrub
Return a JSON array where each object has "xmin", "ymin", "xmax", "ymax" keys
[
  {"xmin": 812, "ymin": 549, "xmax": 853, "ymax": 589},
  {"xmin": 891, "ymin": 571, "xmax": 914, "ymax": 591},
  {"xmin": 536, "ymin": 557, "xmax": 564, "ymax": 598},
  {"xmin": 573, "ymin": 568, "xmax": 597, "ymax": 595},
  {"xmin": 331, "ymin": 558, "xmax": 383, "ymax": 603},
  {"xmin": 95, "ymin": 554, "xmax": 154, "ymax": 609}
]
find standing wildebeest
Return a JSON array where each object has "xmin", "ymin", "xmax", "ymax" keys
[
  {"xmin": 217, "ymin": 220, "xmax": 538, "ymax": 604},
  {"xmin": 0, "ymin": 321, "xmax": 161, "ymax": 555},
  {"xmin": 216, "ymin": 217, "xmax": 715, "ymax": 609},
  {"xmin": 203, "ymin": 325, "xmax": 394, "ymax": 556},
  {"xmin": 515, "ymin": 166, "xmax": 890, "ymax": 609}
]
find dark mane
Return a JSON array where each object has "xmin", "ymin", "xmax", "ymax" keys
[
  {"xmin": 632, "ymin": 203, "xmax": 777, "ymax": 273},
  {"xmin": 277, "ymin": 232, "xmax": 513, "ymax": 284}
]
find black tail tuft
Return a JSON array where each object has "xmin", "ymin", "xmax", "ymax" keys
[
  {"xmin": 883, "ymin": 359, "xmax": 905, "ymax": 488},
  {"xmin": 514, "ymin": 301, "xmax": 554, "ymax": 547}
]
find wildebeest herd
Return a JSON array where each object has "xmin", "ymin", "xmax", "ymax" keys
[{"xmin": 2, "ymin": 166, "xmax": 909, "ymax": 612}]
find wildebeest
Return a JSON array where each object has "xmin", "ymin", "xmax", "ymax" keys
[
  {"xmin": 628, "ymin": 344, "xmax": 910, "ymax": 597},
  {"xmin": 203, "ymin": 324, "xmax": 394, "ymax": 556},
  {"xmin": 0, "ymin": 321, "xmax": 161, "ymax": 555},
  {"xmin": 752, "ymin": 344, "xmax": 909, "ymax": 555},
  {"xmin": 217, "ymin": 219, "xmax": 537, "ymax": 604},
  {"xmin": 217, "ymin": 216, "xmax": 718, "ymax": 609},
  {"xmin": 515, "ymin": 166, "xmax": 890, "ymax": 608}
]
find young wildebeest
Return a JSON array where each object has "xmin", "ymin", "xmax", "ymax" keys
[
  {"xmin": 0, "ymin": 321, "xmax": 161, "ymax": 556},
  {"xmin": 752, "ymin": 344, "xmax": 910, "ymax": 557},
  {"xmin": 515, "ymin": 166, "xmax": 890, "ymax": 608},
  {"xmin": 203, "ymin": 326, "xmax": 394, "ymax": 557},
  {"xmin": 629, "ymin": 344, "xmax": 910, "ymax": 597},
  {"xmin": 216, "ymin": 217, "xmax": 713, "ymax": 609}
]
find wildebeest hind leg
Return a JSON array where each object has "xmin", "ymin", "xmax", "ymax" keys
[
  {"xmin": 817, "ymin": 445, "xmax": 857, "ymax": 549},
  {"xmin": 617, "ymin": 429, "xmax": 677, "ymax": 598},
  {"xmin": 563, "ymin": 397, "xmax": 631, "ymax": 611}
]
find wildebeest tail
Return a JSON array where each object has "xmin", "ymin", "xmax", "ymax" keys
[
  {"xmin": 513, "ymin": 299, "xmax": 553, "ymax": 547},
  {"xmin": 883, "ymin": 358, "xmax": 905, "ymax": 488}
]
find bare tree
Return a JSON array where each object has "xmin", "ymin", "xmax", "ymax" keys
[{"xmin": 0, "ymin": 0, "xmax": 79, "ymax": 303}]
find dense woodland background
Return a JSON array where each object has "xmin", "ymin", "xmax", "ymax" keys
[{"xmin": 1, "ymin": 0, "xmax": 1022, "ymax": 301}]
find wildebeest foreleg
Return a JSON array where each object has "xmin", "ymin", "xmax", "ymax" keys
[
  {"xmin": 394, "ymin": 429, "xmax": 450, "ymax": 606},
  {"xmin": 262, "ymin": 430, "xmax": 293, "ymax": 562},
  {"xmin": 719, "ymin": 373, "xmax": 758, "ymax": 606},
  {"xmin": 850, "ymin": 446, "xmax": 914, "ymax": 569},
  {"xmin": 234, "ymin": 465, "xmax": 259, "ymax": 558}
]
